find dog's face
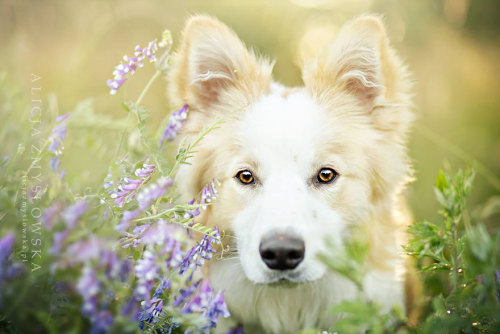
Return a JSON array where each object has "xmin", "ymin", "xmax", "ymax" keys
[{"xmin": 169, "ymin": 15, "xmax": 413, "ymax": 284}]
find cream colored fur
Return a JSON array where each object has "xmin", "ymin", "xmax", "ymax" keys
[{"xmin": 168, "ymin": 14, "xmax": 415, "ymax": 334}]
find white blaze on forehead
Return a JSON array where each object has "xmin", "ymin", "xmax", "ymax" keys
[{"xmin": 237, "ymin": 88, "xmax": 327, "ymax": 176}]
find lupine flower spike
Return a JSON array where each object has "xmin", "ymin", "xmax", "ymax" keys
[
  {"xmin": 107, "ymin": 30, "xmax": 172, "ymax": 95},
  {"xmin": 179, "ymin": 227, "xmax": 221, "ymax": 275},
  {"xmin": 201, "ymin": 179, "xmax": 220, "ymax": 210},
  {"xmin": 48, "ymin": 113, "xmax": 70, "ymax": 173},
  {"xmin": 110, "ymin": 163, "xmax": 155, "ymax": 208},
  {"xmin": 183, "ymin": 279, "xmax": 230, "ymax": 332},
  {"xmin": 496, "ymin": 270, "xmax": 500, "ymax": 302},
  {"xmin": 160, "ymin": 104, "xmax": 189, "ymax": 146},
  {"xmin": 107, "ymin": 40, "xmax": 159, "ymax": 95}
]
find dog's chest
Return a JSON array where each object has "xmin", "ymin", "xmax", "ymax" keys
[{"xmin": 211, "ymin": 261, "xmax": 404, "ymax": 334}]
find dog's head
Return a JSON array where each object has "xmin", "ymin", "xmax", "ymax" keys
[{"xmin": 169, "ymin": 15, "xmax": 413, "ymax": 284}]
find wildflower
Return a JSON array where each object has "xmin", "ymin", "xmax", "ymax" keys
[
  {"xmin": 0, "ymin": 233, "xmax": 24, "ymax": 297},
  {"xmin": 77, "ymin": 266, "xmax": 100, "ymax": 318},
  {"xmin": 179, "ymin": 227, "xmax": 221, "ymax": 275},
  {"xmin": 135, "ymin": 163, "xmax": 156, "ymax": 177},
  {"xmin": 48, "ymin": 113, "xmax": 70, "ymax": 172},
  {"xmin": 140, "ymin": 220, "xmax": 184, "ymax": 254},
  {"xmin": 0, "ymin": 233, "xmax": 15, "ymax": 266},
  {"xmin": 496, "ymin": 270, "xmax": 500, "ymax": 302},
  {"xmin": 50, "ymin": 230, "xmax": 69, "ymax": 255},
  {"xmin": 138, "ymin": 297, "xmax": 163, "ymax": 329},
  {"xmin": 153, "ymin": 278, "xmax": 171, "ymax": 298},
  {"xmin": 201, "ymin": 179, "xmax": 220, "ymax": 210},
  {"xmin": 173, "ymin": 280, "xmax": 201, "ymax": 307},
  {"xmin": 61, "ymin": 200, "xmax": 88, "ymax": 229},
  {"xmin": 184, "ymin": 280, "xmax": 230, "ymax": 332},
  {"xmin": 110, "ymin": 163, "xmax": 155, "ymax": 208},
  {"xmin": 92, "ymin": 311, "xmax": 113, "ymax": 334},
  {"xmin": 103, "ymin": 173, "xmax": 114, "ymax": 190},
  {"xmin": 52, "ymin": 236, "xmax": 102, "ymax": 270},
  {"xmin": 227, "ymin": 326, "xmax": 245, "ymax": 334},
  {"xmin": 138, "ymin": 299, "xmax": 180, "ymax": 332},
  {"xmin": 184, "ymin": 198, "xmax": 201, "ymax": 219},
  {"xmin": 135, "ymin": 250, "xmax": 159, "ymax": 298},
  {"xmin": 121, "ymin": 296, "xmax": 139, "ymax": 319},
  {"xmin": 136, "ymin": 176, "xmax": 173, "ymax": 210},
  {"xmin": 116, "ymin": 210, "xmax": 140, "ymax": 232},
  {"xmin": 160, "ymin": 104, "xmax": 189, "ymax": 146},
  {"xmin": 99, "ymin": 250, "xmax": 130, "ymax": 281},
  {"xmin": 107, "ymin": 39, "xmax": 159, "ymax": 95},
  {"xmin": 121, "ymin": 223, "xmax": 151, "ymax": 249}
]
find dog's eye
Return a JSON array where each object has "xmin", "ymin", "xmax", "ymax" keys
[
  {"xmin": 317, "ymin": 168, "xmax": 338, "ymax": 184},
  {"xmin": 235, "ymin": 170, "xmax": 255, "ymax": 185}
]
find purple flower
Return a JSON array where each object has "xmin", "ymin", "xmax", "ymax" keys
[
  {"xmin": 76, "ymin": 266, "xmax": 114, "ymax": 333},
  {"xmin": 77, "ymin": 266, "xmax": 100, "ymax": 317},
  {"xmin": 179, "ymin": 227, "xmax": 221, "ymax": 275},
  {"xmin": 110, "ymin": 164, "xmax": 155, "ymax": 208},
  {"xmin": 107, "ymin": 40, "xmax": 160, "ymax": 95},
  {"xmin": 184, "ymin": 280, "xmax": 230, "ymax": 331},
  {"xmin": 116, "ymin": 210, "xmax": 140, "ymax": 232},
  {"xmin": 135, "ymin": 163, "xmax": 156, "ymax": 177},
  {"xmin": 496, "ymin": 270, "xmax": 500, "ymax": 302},
  {"xmin": 121, "ymin": 296, "xmax": 139, "ymax": 319},
  {"xmin": 184, "ymin": 199, "xmax": 201, "ymax": 220},
  {"xmin": 153, "ymin": 278, "xmax": 170, "ymax": 298},
  {"xmin": 48, "ymin": 113, "xmax": 70, "ymax": 172},
  {"xmin": 0, "ymin": 233, "xmax": 22, "ymax": 297},
  {"xmin": 138, "ymin": 297, "xmax": 164, "ymax": 330},
  {"xmin": 50, "ymin": 157, "xmax": 60, "ymax": 172},
  {"xmin": 50, "ymin": 230, "xmax": 69, "ymax": 255},
  {"xmin": 174, "ymin": 280, "xmax": 201, "ymax": 307},
  {"xmin": 0, "ymin": 233, "xmax": 15, "ymax": 265},
  {"xmin": 136, "ymin": 177, "xmax": 173, "ymax": 210},
  {"xmin": 160, "ymin": 104, "xmax": 189, "ymax": 146},
  {"xmin": 201, "ymin": 179, "xmax": 220, "ymax": 210},
  {"xmin": 99, "ymin": 250, "xmax": 130, "ymax": 281},
  {"xmin": 61, "ymin": 200, "xmax": 88, "ymax": 229},
  {"xmin": 227, "ymin": 326, "xmax": 245, "ymax": 334},
  {"xmin": 91, "ymin": 311, "xmax": 113, "ymax": 334},
  {"xmin": 135, "ymin": 250, "xmax": 159, "ymax": 298},
  {"xmin": 52, "ymin": 236, "xmax": 102, "ymax": 270}
]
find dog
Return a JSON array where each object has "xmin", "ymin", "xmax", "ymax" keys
[{"xmin": 168, "ymin": 14, "xmax": 417, "ymax": 334}]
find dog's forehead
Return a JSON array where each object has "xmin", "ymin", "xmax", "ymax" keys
[{"xmin": 238, "ymin": 87, "xmax": 328, "ymax": 168}]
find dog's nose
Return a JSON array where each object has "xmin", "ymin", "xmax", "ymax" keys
[{"xmin": 259, "ymin": 234, "xmax": 305, "ymax": 270}]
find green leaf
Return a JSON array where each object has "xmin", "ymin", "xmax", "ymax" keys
[
  {"xmin": 121, "ymin": 101, "xmax": 131, "ymax": 112},
  {"xmin": 465, "ymin": 224, "xmax": 492, "ymax": 262}
]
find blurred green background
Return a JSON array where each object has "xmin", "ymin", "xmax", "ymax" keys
[{"xmin": 1, "ymin": 0, "xmax": 499, "ymax": 224}]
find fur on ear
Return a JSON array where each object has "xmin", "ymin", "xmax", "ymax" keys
[
  {"xmin": 168, "ymin": 15, "xmax": 273, "ymax": 111},
  {"xmin": 303, "ymin": 15, "xmax": 413, "ymax": 134}
]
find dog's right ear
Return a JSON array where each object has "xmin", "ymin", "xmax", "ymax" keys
[{"xmin": 168, "ymin": 15, "xmax": 272, "ymax": 111}]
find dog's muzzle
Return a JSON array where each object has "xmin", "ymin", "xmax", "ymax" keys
[{"xmin": 259, "ymin": 234, "xmax": 305, "ymax": 270}]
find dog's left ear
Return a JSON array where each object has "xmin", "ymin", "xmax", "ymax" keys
[{"xmin": 303, "ymin": 15, "xmax": 413, "ymax": 134}]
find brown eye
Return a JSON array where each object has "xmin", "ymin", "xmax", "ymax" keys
[
  {"xmin": 236, "ymin": 170, "xmax": 255, "ymax": 185},
  {"xmin": 317, "ymin": 168, "xmax": 338, "ymax": 184}
]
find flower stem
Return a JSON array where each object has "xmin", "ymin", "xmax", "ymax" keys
[
  {"xmin": 136, "ymin": 70, "xmax": 161, "ymax": 107},
  {"xmin": 114, "ymin": 70, "xmax": 162, "ymax": 160}
]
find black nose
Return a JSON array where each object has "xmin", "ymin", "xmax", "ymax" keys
[{"xmin": 259, "ymin": 234, "xmax": 305, "ymax": 270}]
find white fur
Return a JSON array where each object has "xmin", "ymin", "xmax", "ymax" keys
[{"xmin": 210, "ymin": 87, "xmax": 405, "ymax": 333}]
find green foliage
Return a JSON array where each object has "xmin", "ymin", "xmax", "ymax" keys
[
  {"xmin": 317, "ymin": 236, "xmax": 368, "ymax": 290},
  {"xmin": 406, "ymin": 168, "xmax": 500, "ymax": 333},
  {"xmin": 318, "ymin": 167, "xmax": 500, "ymax": 334}
]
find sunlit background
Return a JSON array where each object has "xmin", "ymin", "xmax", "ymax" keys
[{"xmin": 1, "ymin": 0, "xmax": 499, "ymax": 224}]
